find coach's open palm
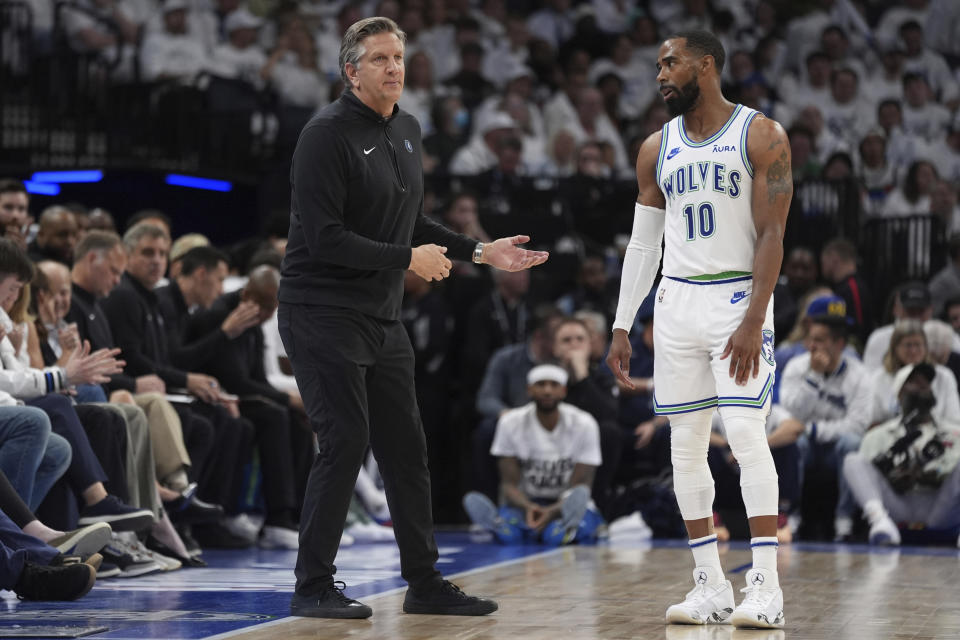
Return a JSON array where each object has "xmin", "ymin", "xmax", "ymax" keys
[{"xmin": 482, "ymin": 235, "xmax": 549, "ymax": 272}]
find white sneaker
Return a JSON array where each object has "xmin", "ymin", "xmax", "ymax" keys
[
  {"xmin": 665, "ymin": 567, "xmax": 735, "ymax": 625},
  {"xmin": 345, "ymin": 522, "xmax": 395, "ymax": 543},
  {"xmin": 730, "ymin": 568, "xmax": 785, "ymax": 629},
  {"xmin": 223, "ymin": 514, "xmax": 260, "ymax": 541},
  {"xmin": 340, "ymin": 531, "xmax": 355, "ymax": 547},
  {"xmin": 259, "ymin": 525, "xmax": 299, "ymax": 550},
  {"xmin": 834, "ymin": 516, "xmax": 853, "ymax": 541},
  {"xmin": 868, "ymin": 515, "xmax": 901, "ymax": 546},
  {"xmin": 114, "ymin": 532, "xmax": 181, "ymax": 572}
]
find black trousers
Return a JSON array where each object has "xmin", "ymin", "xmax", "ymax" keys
[
  {"xmin": 239, "ymin": 397, "xmax": 303, "ymax": 523},
  {"xmin": 278, "ymin": 303, "xmax": 441, "ymax": 596},
  {"xmin": 186, "ymin": 402, "xmax": 253, "ymax": 513}
]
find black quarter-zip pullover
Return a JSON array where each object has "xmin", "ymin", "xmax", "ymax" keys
[{"xmin": 280, "ymin": 90, "xmax": 476, "ymax": 320}]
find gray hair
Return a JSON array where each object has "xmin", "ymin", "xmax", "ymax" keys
[
  {"xmin": 339, "ymin": 16, "xmax": 406, "ymax": 85},
  {"xmin": 74, "ymin": 230, "xmax": 122, "ymax": 262},
  {"xmin": 574, "ymin": 309, "xmax": 607, "ymax": 335},
  {"xmin": 123, "ymin": 222, "xmax": 169, "ymax": 253}
]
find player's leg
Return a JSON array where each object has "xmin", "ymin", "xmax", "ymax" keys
[
  {"xmin": 710, "ymin": 287, "xmax": 783, "ymax": 629},
  {"xmin": 655, "ymin": 281, "xmax": 734, "ymax": 624}
]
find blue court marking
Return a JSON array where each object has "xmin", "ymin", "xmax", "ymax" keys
[{"xmin": 0, "ymin": 532, "xmax": 553, "ymax": 640}]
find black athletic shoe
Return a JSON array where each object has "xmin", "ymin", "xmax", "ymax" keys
[
  {"xmin": 290, "ymin": 581, "xmax": 373, "ymax": 619},
  {"xmin": 13, "ymin": 561, "xmax": 96, "ymax": 601},
  {"xmin": 402, "ymin": 579, "xmax": 498, "ymax": 616}
]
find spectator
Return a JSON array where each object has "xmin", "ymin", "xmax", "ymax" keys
[
  {"xmin": 463, "ymin": 364, "xmax": 602, "ymax": 545},
  {"xmin": 181, "ymin": 263, "xmax": 311, "ymax": 549},
  {"xmin": 261, "ymin": 18, "xmax": 327, "ymax": 109},
  {"xmin": 930, "ymin": 179, "xmax": 960, "ymax": 234},
  {"xmin": 787, "ymin": 126, "xmax": 821, "ymax": 182},
  {"xmin": 61, "ymin": 0, "xmax": 139, "ymax": 80},
  {"xmin": 779, "ymin": 312, "xmax": 873, "ymax": 540},
  {"xmin": 559, "ymin": 86, "xmax": 628, "ymax": 172},
  {"xmin": 929, "ymin": 234, "xmax": 960, "ymax": 316},
  {"xmin": 822, "ymin": 68, "xmax": 869, "ymax": 148},
  {"xmin": 556, "ymin": 253, "xmax": 618, "ymax": 328},
  {"xmin": 443, "ymin": 42, "xmax": 495, "ymax": 111},
  {"xmin": 526, "ymin": 0, "xmax": 573, "ymax": 52},
  {"xmin": 0, "ymin": 179, "xmax": 30, "ymax": 250},
  {"xmin": 820, "ymin": 238, "xmax": 874, "ymax": 347},
  {"xmin": 28, "ymin": 207, "xmax": 79, "ymax": 266},
  {"xmin": 773, "ymin": 247, "xmax": 819, "ymax": 342},
  {"xmin": 141, "ymin": 0, "xmax": 214, "ymax": 83},
  {"xmin": 423, "ymin": 95, "xmax": 470, "ymax": 173},
  {"xmin": 449, "ymin": 112, "xmax": 518, "ymax": 176},
  {"xmin": 900, "ymin": 73, "xmax": 952, "ymax": 143},
  {"xmin": 0, "ymin": 404, "xmax": 70, "ymax": 511},
  {"xmin": 211, "ymin": 8, "xmax": 267, "ymax": 87},
  {"xmin": 925, "ymin": 319, "xmax": 960, "ymax": 386},
  {"xmin": 858, "ymin": 129, "xmax": 898, "ymax": 216},
  {"xmin": 862, "ymin": 46, "xmax": 906, "ymax": 105},
  {"xmin": 843, "ymin": 362, "xmax": 960, "ymax": 546},
  {"xmin": 899, "ymin": 20, "xmax": 959, "ymax": 104},
  {"xmin": 869, "ymin": 319, "xmax": 960, "ymax": 426},
  {"xmin": 944, "ymin": 297, "xmax": 960, "ymax": 334},
  {"xmin": 397, "ymin": 51, "xmax": 436, "ymax": 134},
  {"xmin": 777, "ymin": 51, "xmax": 831, "ymax": 113},
  {"xmin": 864, "ymin": 282, "xmax": 960, "ymax": 369}
]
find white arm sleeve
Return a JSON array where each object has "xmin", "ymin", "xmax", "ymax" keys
[{"xmin": 612, "ymin": 203, "xmax": 665, "ymax": 332}]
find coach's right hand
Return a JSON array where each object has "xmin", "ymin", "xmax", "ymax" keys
[
  {"xmin": 409, "ymin": 244, "xmax": 451, "ymax": 281},
  {"xmin": 607, "ymin": 328, "xmax": 635, "ymax": 390}
]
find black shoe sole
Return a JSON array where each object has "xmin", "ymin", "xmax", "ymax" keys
[
  {"xmin": 402, "ymin": 600, "xmax": 499, "ymax": 616},
  {"xmin": 290, "ymin": 604, "xmax": 373, "ymax": 619}
]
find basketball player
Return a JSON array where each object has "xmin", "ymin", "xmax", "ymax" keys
[{"xmin": 607, "ymin": 31, "xmax": 792, "ymax": 629}]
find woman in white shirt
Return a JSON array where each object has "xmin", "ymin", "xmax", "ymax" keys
[{"xmin": 870, "ymin": 319, "xmax": 960, "ymax": 425}]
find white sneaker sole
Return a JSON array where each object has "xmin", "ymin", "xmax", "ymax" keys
[
  {"xmin": 666, "ymin": 605, "xmax": 733, "ymax": 625},
  {"xmin": 730, "ymin": 609, "xmax": 785, "ymax": 629}
]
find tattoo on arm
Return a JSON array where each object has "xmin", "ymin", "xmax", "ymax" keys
[{"xmin": 766, "ymin": 149, "xmax": 792, "ymax": 205}]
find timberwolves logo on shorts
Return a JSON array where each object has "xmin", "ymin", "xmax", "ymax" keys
[
  {"xmin": 404, "ymin": 139, "xmax": 414, "ymax": 153},
  {"xmin": 761, "ymin": 329, "xmax": 775, "ymax": 366}
]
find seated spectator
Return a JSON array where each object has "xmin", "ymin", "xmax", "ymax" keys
[
  {"xmin": 858, "ymin": 128, "xmax": 898, "ymax": 216},
  {"xmin": 869, "ymin": 319, "xmax": 960, "ymax": 426},
  {"xmin": 925, "ymin": 319, "xmax": 960, "ymax": 387},
  {"xmin": 463, "ymin": 364, "xmax": 603, "ymax": 545},
  {"xmin": 32, "ymin": 262, "xmax": 84, "ymax": 372},
  {"xmin": 178, "ymin": 262, "xmax": 313, "ymax": 548},
  {"xmin": 27, "ymin": 207, "xmax": 79, "ymax": 266},
  {"xmin": 397, "ymin": 51, "xmax": 436, "ymax": 134},
  {"xmin": 779, "ymin": 311, "xmax": 872, "ymax": 540},
  {"xmin": 260, "ymin": 18, "xmax": 326, "ymax": 109},
  {"xmin": 141, "ymin": 0, "xmax": 214, "ymax": 83},
  {"xmin": 881, "ymin": 160, "xmax": 938, "ymax": 217},
  {"xmin": 449, "ymin": 112, "xmax": 519, "ymax": 176},
  {"xmin": 773, "ymin": 247, "xmax": 819, "ymax": 342},
  {"xmin": 930, "ymin": 179, "xmax": 960, "ymax": 234},
  {"xmin": 864, "ymin": 282, "xmax": 960, "ymax": 369},
  {"xmin": 899, "ymin": 20, "xmax": 959, "ymax": 105},
  {"xmin": 555, "ymin": 253, "xmax": 618, "ymax": 328},
  {"xmin": 61, "ymin": 0, "xmax": 139, "ymax": 80},
  {"xmin": 929, "ymin": 235, "xmax": 960, "ymax": 317},
  {"xmin": 900, "ymin": 73, "xmax": 952, "ymax": 144},
  {"xmin": 558, "ymin": 86, "xmax": 628, "ymax": 173},
  {"xmin": 843, "ymin": 363, "xmax": 960, "ymax": 546},
  {"xmin": 0, "ymin": 179, "xmax": 30, "ymax": 251},
  {"xmin": 473, "ymin": 306, "xmax": 563, "ymax": 499},
  {"xmin": 822, "ymin": 68, "xmax": 869, "ymax": 149},
  {"xmin": 423, "ymin": 95, "xmax": 470, "ymax": 174},
  {"xmin": 0, "ymin": 404, "xmax": 70, "ymax": 511},
  {"xmin": 945, "ymin": 297, "xmax": 960, "ymax": 335},
  {"xmin": 443, "ymin": 41, "xmax": 495, "ymax": 111},
  {"xmin": 211, "ymin": 7, "xmax": 267, "ymax": 87},
  {"xmin": 710, "ymin": 404, "xmax": 803, "ymax": 544},
  {"xmin": 820, "ymin": 238, "xmax": 874, "ymax": 347},
  {"xmin": 787, "ymin": 125, "xmax": 821, "ymax": 182},
  {"xmin": 0, "ymin": 505, "xmax": 100, "ymax": 601}
]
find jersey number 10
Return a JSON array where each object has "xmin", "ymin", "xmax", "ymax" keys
[{"xmin": 682, "ymin": 202, "xmax": 716, "ymax": 241}]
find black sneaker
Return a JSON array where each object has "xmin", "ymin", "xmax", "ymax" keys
[
  {"xmin": 403, "ymin": 579, "xmax": 498, "ymax": 616},
  {"xmin": 13, "ymin": 561, "xmax": 96, "ymax": 600},
  {"xmin": 78, "ymin": 495, "xmax": 154, "ymax": 532},
  {"xmin": 290, "ymin": 581, "xmax": 373, "ymax": 619}
]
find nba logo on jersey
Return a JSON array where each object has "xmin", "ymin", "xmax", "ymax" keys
[
  {"xmin": 657, "ymin": 287, "xmax": 666, "ymax": 303},
  {"xmin": 761, "ymin": 329, "xmax": 775, "ymax": 366}
]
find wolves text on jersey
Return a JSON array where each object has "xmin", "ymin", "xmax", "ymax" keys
[{"xmin": 661, "ymin": 161, "xmax": 742, "ymax": 203}]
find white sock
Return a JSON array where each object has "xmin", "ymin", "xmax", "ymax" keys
[
  {"xmin": 863, "ymin": 499, "xmax": 888, "ymax": 526},
  {"xmin": 22, "ymin": 520, "xmax": 63, "ymax": 542},
  {"xmin": 689, "ymin": 534, "xmax": 724, "ymax": 583},
  {"xmin": 751, "ymin": 536, "xmax": 779, "ymax": 582}
]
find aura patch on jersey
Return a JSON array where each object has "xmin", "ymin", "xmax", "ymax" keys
[{"xmin": 660, "ymin": 161, "xmax": 743, "ymax": 203}]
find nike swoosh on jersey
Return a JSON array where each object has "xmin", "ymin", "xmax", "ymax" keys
[
  {"xmin": 666, "ymin": 147, "xmax": 681, "ymax": 160},
  {"xmin": 730, "ymin": 291, "xmax": 750, "ymax": 304},
  {"xmin": 363, "ymin": 147, "xmax": 376, "ymax": 155}
]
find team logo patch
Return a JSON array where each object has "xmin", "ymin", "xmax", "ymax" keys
[
  {"xmin": 666, "ymin": 147, "xmax": 681, "ymax": 160},
  {"xmin": 761, "ymin": 329, "xmax": 775, "ymax": 366},
  {"xmin": 404, "ymin": 139, "xmax": 413, "ymax": 153}
]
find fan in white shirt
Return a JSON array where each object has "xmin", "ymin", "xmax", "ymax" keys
[
  {"xmin": 141, "ymin": 0, "xmax": 215, "ymax": 83},
  {"xmin": 211, "ymin": 7, "xmax": 267, "ymax": 87},
  {"xmin": 901, "ymin": 73, "xmax": 953, "ymax": 143}
]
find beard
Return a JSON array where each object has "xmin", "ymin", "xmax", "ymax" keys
[
  {"xmin": 534, "ymin": 398, "xmax": 561, "ymax": 413},
  {"xmin": 663, "ymin": 77, "xmax": 701, "ymax": 116}
]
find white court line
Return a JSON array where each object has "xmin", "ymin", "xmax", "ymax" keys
[{"xmin": 202, "ymin": 547, "xmax": 565, "ymax": 640}]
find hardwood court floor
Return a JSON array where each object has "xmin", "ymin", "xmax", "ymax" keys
[{"xmin": 233, "ymin": 543, "xmax": 960, "ymax": 640}]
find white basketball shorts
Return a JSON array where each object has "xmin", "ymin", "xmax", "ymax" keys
[{"xmin": 652, "ymin": 274, "xmax": 775, "ymax": 416}]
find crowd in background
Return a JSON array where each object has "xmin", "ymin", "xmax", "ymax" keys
[{"xmin": 2, "ymin": 0, "xmax": 960, "ymax": 603}]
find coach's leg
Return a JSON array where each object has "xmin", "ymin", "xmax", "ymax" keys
[
  {"xmin": 279, "ymin": 305, "xmax": 376, "ymax": 598},
  {"xmin": 366, "ymin": 322, "xmax": 440, "ymax": 590}
]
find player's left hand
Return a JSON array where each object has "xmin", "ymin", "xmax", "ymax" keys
[
  {"xmin": 720, "ymin": 319, "xmax": 763, "ymax": 386},
  {"xmin": 481, "ymin": 235, "xmax": 550, "ymax": 271}
]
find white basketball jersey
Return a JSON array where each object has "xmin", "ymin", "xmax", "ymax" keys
[{"xmin": 656, "ymin": 104, "xmax": 759, "ymax": 280}]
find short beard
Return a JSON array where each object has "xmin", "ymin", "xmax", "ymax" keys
[
  {"xmin": 664, "ymin": 77, "xmax": 701, "ymax": 116},
  {"xmin": 534, "ymin": 398, "xmax": 560, "ymax": 413}
]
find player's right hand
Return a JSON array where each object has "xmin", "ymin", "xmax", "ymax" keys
[
  {"xmin": 409, "ymin": 244, "xmax": 451, "ymax": 281},
  {"xmin": 607, "ymin": 329, "xmax": 635, "ymax": 389}
]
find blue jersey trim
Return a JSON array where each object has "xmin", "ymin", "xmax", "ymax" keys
[
  {"xmin": 741, "ymin": 109, "xmax": 758, "ymax": 178},
  {"xmin": 678, "ymin": 104, "xmax": 743, "ymax": 148},
  {"xmin": 665, "ymin": 275, "xmax": 754, "ymax": 286}
]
